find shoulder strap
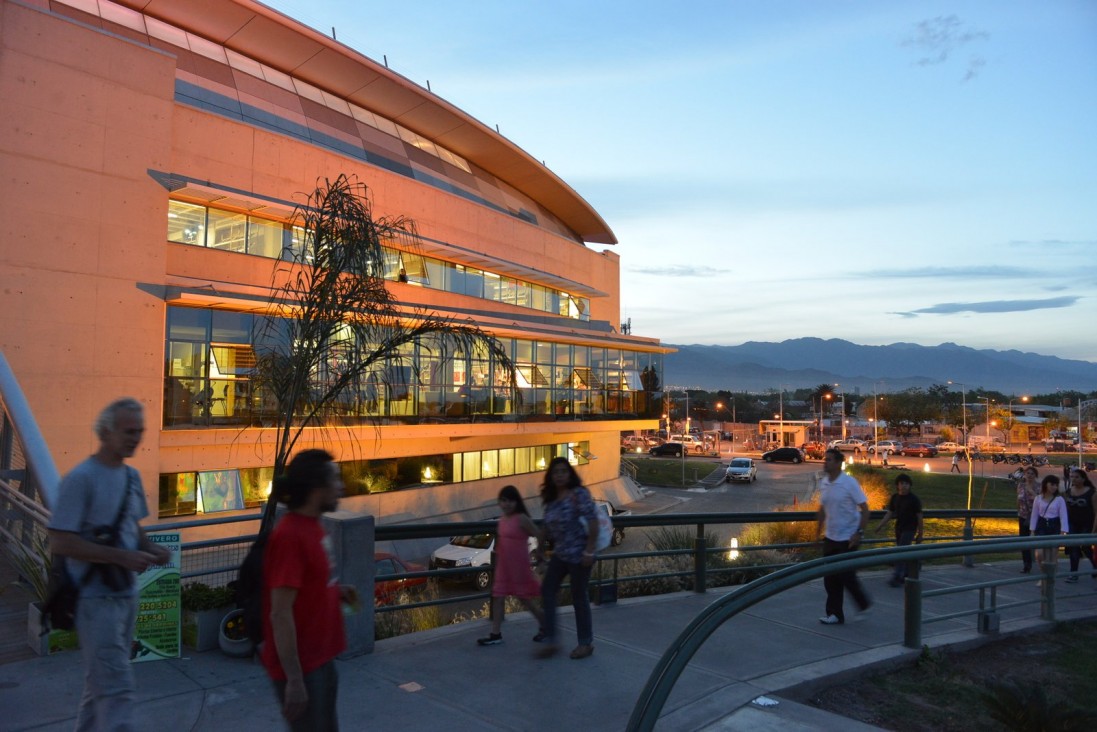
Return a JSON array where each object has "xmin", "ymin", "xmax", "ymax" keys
[{"xmin": 110, "ymin": 467, "xmax": 135, "ymax": 532}]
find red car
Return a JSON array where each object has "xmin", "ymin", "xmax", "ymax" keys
[
  {"xmin": 901, "ymin": 443, "xmax": 939, "ymax": 458},
  {"xmin": 374, "ymin": 553, "xmax": 428, "ymax": 605}
]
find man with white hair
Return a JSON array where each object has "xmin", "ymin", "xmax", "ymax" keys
[{"xmin": 48, "ymin": 397, "xmax": 169, "ymax": 731}]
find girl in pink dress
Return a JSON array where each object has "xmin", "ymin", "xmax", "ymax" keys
[{"xmin": 477, "ymin": 485, "xmax": 546, "ymax": 646}]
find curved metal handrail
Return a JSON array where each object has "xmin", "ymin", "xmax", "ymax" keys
[
  {"xmin": 0, "ymin": 350, "xmax": 60, "ymax": 514},
  {"xmin": 626, "ymin": 534, "xmax": 1097, "ymax": 731}
]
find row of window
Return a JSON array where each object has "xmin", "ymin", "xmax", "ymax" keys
[
  {"xmin": 163, "ymin": 307, "xmax": 661, "ymax": 428},
  {"xmin": 56, "ymin": 0, "xmax": 472, "ymax": 175},
  {"xmin": 157, "ymin": 441, "xmax": 588, "ymax": 517},
  {"xmin": 168, "ymin": 200, "xmax": 589, "ymax": 320}
]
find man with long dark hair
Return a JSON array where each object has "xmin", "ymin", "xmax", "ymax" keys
[{"xmin": 261, "ymin": 449, "xmax": 355, "ymax": 731}]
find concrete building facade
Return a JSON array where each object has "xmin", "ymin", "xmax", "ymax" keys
[{"xmin": 0, "ymin": 0, "xmax": 668, "ymax": 533}]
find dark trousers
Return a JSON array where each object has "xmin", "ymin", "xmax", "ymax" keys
[
  {"xmin": 274, "ymin": 661, "xmax": 338, "ymax": 732},
  {"xmin": 1066, "ymin": 530, "xmax": 1096, "ymax": 573},
  {"xmin": 1018, "ymin": 518, "xmax": 1033, "ymax": 570},
  {"xmin": 891, "ymin": 529, "xmax": 918, "ymax": 581},
  {"xmin": 823, "ymin": 538, "xmax": 870, "ymax": 622},
  {"xmin": 541, "ymin": 555, "xmax": 593, "ymax": 645}
]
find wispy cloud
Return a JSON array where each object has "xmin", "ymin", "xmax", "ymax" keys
[
  {"xmin": 1008, "ymin": 239, "xmax": 1097, "ymax": 248},
  {"xmin": 892, "ymin": 296, "xmax": 1079, "ymax": 318},
  {"xmin": 902, "ymin": 15, "xmax": 989, "ymax": 82},
  {"xmin": 860, "ymin": 266, "xmax": 1030, "ymax": 280},
  {"xmin": 628, "ymin": 265, "xmax": 729, "ymax": 277}
]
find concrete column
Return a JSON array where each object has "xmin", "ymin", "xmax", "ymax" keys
[{"xmin": 324, "ymin": 512, "xmax": 375, "ymax": 658}]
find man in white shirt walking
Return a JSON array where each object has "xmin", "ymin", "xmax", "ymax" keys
[{"xmin": 816, "ymin": 448, "xmax": 872, "ymax": 624}]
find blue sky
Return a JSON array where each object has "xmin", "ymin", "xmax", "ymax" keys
[{"xmin": 264, "ymin": 1, "xmax": 1097, "ymax": 362}]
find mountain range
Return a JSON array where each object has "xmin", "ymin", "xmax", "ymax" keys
[{"xmin": 663, "ymin": 339, "xmax": 1097, "ymax": 395}]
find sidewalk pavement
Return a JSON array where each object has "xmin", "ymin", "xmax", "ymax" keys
[{"xmin": 3, "ymin": 560, "xmax": 1094, "ymax": 731}]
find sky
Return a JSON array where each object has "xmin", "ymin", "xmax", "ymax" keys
[{"xmin": 262, "ymin": 0, "xmax": 1097, "ymax": 362}]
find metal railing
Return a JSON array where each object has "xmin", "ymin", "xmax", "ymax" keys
[
  {"xmin": 625, "ymin": 534, "xmax": 1097, "ymax": 732},
  {"xmin": 0, "ymin": 352, "xmax": 59, "ymax": 575}
]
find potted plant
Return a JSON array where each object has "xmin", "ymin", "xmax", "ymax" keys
[
  {"xmin": 3, "ymin": 534, "xmax": 79, "ymax": 655},
  {"xmin": 218, "ymin": 607, "xmax": 254, "ymax": 657},
  {"xmin": 181, "ymin": 582, "xmax": 235, "ymax": 652}
]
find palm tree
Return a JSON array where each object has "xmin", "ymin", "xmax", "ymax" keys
[{"xmin": 251, "ymin": 174, "xmax": 514, "ymax": 534}]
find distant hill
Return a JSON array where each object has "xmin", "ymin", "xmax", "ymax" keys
[{"xmin": 664, "ymin": 339, "xmax": 1097, "ymax": 394}]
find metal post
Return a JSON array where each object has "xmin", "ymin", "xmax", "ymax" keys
[
  {"xmin": 962, "ymin": 518, "xmax": 974, "ymax": 568},
  {"xmin": 693, "ymin": 523, "xmax": 706, "ymax": 593},
  {"xmin": 1040, "ymin": 561, "xmax": 1056, "ymax": 621},
  {"xmin": 903, "ymin": 576, "xmax": 922, "ymax": 648}
]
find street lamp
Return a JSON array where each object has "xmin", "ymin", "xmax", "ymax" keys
[
  {"xmin": 983, "ymin": 396, "xmax": 995, "ymax": 442},
  {"xmin": 1006, "ymin": 395, "xmax": 1029, "ymax": 446},
  {"xmin": 948, "ymin": 380, "xmax": 975, "ymax": 567},
  {"xmin": 834, "ymin": 383, "xmax": 846, "ymax": 440},
  {"xmin": 948, "ymin": 380, "xmax": 967, "ymax": 446}
]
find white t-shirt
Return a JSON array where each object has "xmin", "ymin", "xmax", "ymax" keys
[{"xmin": 820, "ymin": 472, "xmax": 868, "ymax": 542}]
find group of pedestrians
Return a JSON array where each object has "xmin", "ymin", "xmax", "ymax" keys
[
  {"xmin": 477, "ymin": 457, "xmax": 599, "ymax": 661},
  {"xmin": 1017, "ymin": 465, "xmax": 1097, "ymax": 581}
]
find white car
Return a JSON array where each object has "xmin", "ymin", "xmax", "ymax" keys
[
  {"xmin": 829, "ymin": 439, "xmax": 865, "ymax": 452},
  {"xmin": 669, "ymin": 434, "xmax": 708, "ymax": 454},
  {"xmin": 430, "ymin": 532, "xmax": 538, "ymax": 590},
  {"xmin": 724, "ymin": 458, "xmax": 757, "ymax": 483},
  {"xmin": 936, "ymin": 441, "xmax": 962, "ymax": 451}
]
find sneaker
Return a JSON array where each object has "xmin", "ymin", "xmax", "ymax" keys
[
  {"xmin": 853, "ymin": 606, "xmax": 873, "ymax": 623},
  {"xmin": 532, "ymin": 631, "xmax": 547, "ymax": 643},
  {"xmin": 477, "ymin": 633, "xmax": 503, "ymax": 646},
  {"xmin": 1065, "ymin": 576, "xmax": 1079, "ymax": 584},
  {"xmin": 1020, "ymin": 566, "xmax": 1032, "ymax": 574},
  {"xmin": 818, "ymin": 614, "xmax": 842, "ymax": 625}
]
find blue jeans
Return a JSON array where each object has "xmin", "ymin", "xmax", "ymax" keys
[
  {"xmin": 541, "ymin": 555, "xmax": 593, "ymax": 645},
  {"xmin": 891, "ymin": 529, "xmax": 918, "ymax": 581},
  {"xmin": 274, "ymin": 661, "xmax": 339, "ymax": 732},
  {"xmin": 75, "ymin": 595, "xmax": 138, "ymax": 732}
]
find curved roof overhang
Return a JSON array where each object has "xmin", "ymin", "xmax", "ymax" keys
[{"xmin": 115, "ymin": 0, "xmax": 617, "ymax": 245}]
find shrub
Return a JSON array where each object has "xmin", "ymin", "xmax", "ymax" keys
[
  {"xmin": 374, "ymin": 582, "xmax": 446, "ymax": 640},
  {"xmin": 181, "ymin": 582, "xmax": 235, "ymax": 612}
]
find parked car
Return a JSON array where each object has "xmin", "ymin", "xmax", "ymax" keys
[
  {"xmin": 650, "ymin": 441, "xmax": 685, "ymax": 457},
  {"xmin": 595, "ymin": 499, "xmax": 629, "ymax": 546},
  {"xmin": 800, "ymin": 441, "xmax": 826, "ymax": 460},
  {"xmin": 621, "ymin": 435, "xmax": 647, "ymax": 453},
  {"xmin": 430, "ymin": 532, "xmax": 538, "ymax": 590},
  {"xmin": 936, "ymin": 441, "xmax": 962, "ymax": 451},
  {"xmin": 869, "ymin": 440, "xmax": 903, "ymax": 455},
  {"xmin": 724, "ymin": 457, "xmax": 757, "ymax": 483},
  {"xmin": 375, "ymin": 553, "xmax": 428, "ymax": 605},
  {"xmin": 669, "ymin": 434, "xmax": 708, "ymax": 454},
  {"xmin": 828, "ymin": 439, "xmax": 865, "ymax": 452},
  {"xmin": 762, "ymin": 447, "xmax": 805, "ymax": 463},
  {"xmin": 901, "ymin": 443, "xmax": 938, "ymax": 458}
]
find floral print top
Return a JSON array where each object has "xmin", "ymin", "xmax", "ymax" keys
[
  {"xmin": 542, "ymin": 486, "xmax": 597, "ymax": 563},
  {"xmin": 1017, "ymin": 481, "xmax": 1036, "ymax": 520}
]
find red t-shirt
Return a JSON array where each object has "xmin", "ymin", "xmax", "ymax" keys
[{"xmin": 260, "ymin": 512, "xmax": 346, "ymax": 680}]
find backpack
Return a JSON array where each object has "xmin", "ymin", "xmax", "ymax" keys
[
  {"xmin": 230, "ymin": 532, "xmax": 268, "ymax": 647},
  {"xmin": 578, "ymin": 501, "xmax": 613, "ymax": 553}
]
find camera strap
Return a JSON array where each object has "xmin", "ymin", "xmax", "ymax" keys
[{"xmin": 108, "ymin": 467, "xmax": 135, "ymax": 535}]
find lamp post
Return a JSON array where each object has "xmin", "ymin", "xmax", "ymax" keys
[
  {"xmin": 1079, "ymin": 399, "xmax": 1097, "ymax": 469},
  {"xmin": 834, "ymin": 383, "xmax": 846, "ymax": 440},
  {"xmin": 983, "ymin": 396, "xmax": 994, "ymax": 442},
  {"xmin": 949, "ymin": 380, "xmax": 974, "ymax": 566},
  {"xmin": 1006, "ymin": 395, "xmax": 1029, "ymax": 446}
]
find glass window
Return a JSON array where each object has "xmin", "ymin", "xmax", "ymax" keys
[
  {"xmin": 481, "ymin": 450, "xmax": 498, "ymax": 479},
  {"xmin": 424, "ymin": 258, "xmax": 448, "ymax": 290},
  {"xmin": 461, "ymin": 451, "xmax": 481, "ymax": 481},
  {"xmin": 167, "ymin": 307, "xmax": 210, "ymax": 341},
  {"xmin": 247, "ymin": 217, "xmax": 284, "ymax": 258},
  {"xmin": 284, "ymin": 225, "xmax": 307, "ymax": 261},
  {"xmin": 463, "ymin": 267, "xmax": 484, "ymax": 298},
  {"xmin": 515, "ymin": 280, "xmax": 532, "ymax": 308},
  {"xmin": 499, "ymin": 448, "xmax": 515, "ymax": 477},
  {"xmin": 211, "ymin": 311, "xmax": 252, "ymax": 343},
  {"xmin": 483, "ymin": 272, "xmax": 502, "ymax": 301},
  {"xmin": 167, "ymin": 201, "xmax": 206, "ymax": 245},
  {"xmin": 158, "ymin": 473, "xmax": 196, "ymax": 517},
  {"xmin": 196, "ymin": 470, "xmax": 244, "ymax": 513},
  {"xmin": 208, "ymin": 209, "xmax": 248, "ymax": 253}
]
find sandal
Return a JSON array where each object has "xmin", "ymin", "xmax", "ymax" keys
[{"xmin": 569, "ymin": 644, "xmax": 594, "ymax": 660}]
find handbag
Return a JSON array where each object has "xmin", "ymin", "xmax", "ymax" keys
[{"xmin": 40, "ymin": 469, "xmax": 134, "ymax": 632}]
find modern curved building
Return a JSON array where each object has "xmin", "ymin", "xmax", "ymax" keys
[{"xmin": 0, "ymin": 0, "xmax": 668, "ymax": 532}]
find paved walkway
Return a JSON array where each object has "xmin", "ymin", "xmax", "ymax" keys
[{"xmin": 3, "ymin": 560, "xmax": 1095, "ymax": 731}]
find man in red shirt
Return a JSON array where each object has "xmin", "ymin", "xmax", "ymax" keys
[{"xmin": 261, "ymin": 449, "xmax": 355, "ymax": 730}]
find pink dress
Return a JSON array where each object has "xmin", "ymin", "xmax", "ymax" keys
[{"xmin": 492, "ymin": 514, "xmax": 541, "ymax": 599}]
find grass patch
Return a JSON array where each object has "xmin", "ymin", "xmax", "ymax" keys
[
  {"xmin": 637, "ymin": 458, "xmax": 724, "ymax": 487},
  {"xmin": 801, "ymin": 620, "xmax": 1097, "ymax": 731}
]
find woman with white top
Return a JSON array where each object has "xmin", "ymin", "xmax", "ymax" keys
[{"xmin": 1030, "ymin": 474, "xmax": 1068, "ymax": 578}]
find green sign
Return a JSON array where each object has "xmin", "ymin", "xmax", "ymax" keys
[{"xmin": 133, "ymin": 532, "xmax": 181, "ymax": 662}]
